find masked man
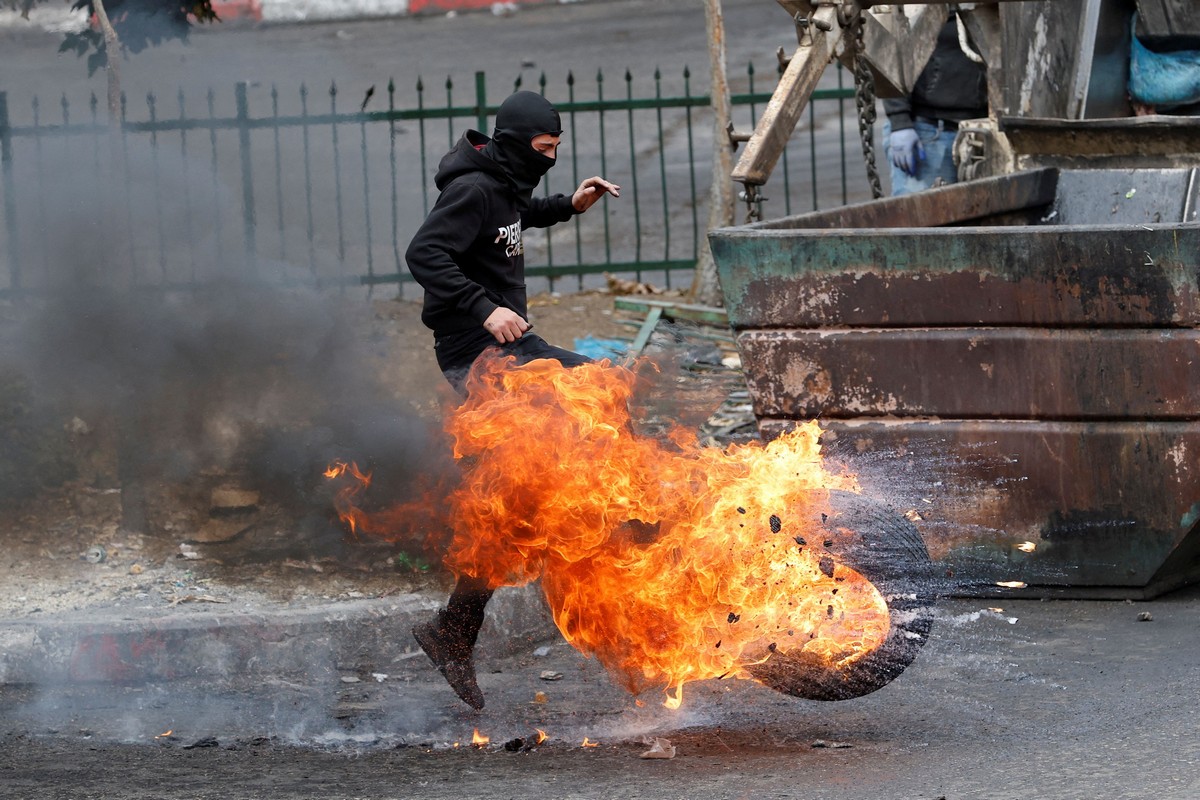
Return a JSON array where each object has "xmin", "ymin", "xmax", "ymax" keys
[{"xmin": 405, "ymin": 90, "xmax": 619, "ymax": 709}]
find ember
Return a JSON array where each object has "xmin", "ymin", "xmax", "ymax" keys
[{"xmin": 330, "ymin": 354, "xmax": 934, "ymax": 706}]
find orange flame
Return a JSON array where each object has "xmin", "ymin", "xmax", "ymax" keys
[
  {"xmin": 471, "ymin": 729, "xmax": 490, "ymax": 746},
  {"xmin": 324, "ymin": 460, "xmax": 372, "ymax": 535},
  {"xmin": 324, "ymin": 457, "xmax": 455, "ymax": 557},
  {"xmin": 535, "ymin": 729, "xmax": 548, "ymax": 744},
  {"xmin": 332, "ymin": 354, "xmax": 891, "ymax": 706},
  {"xmin": 581, "ymin": 737, "xmax": 599, "ymax": 748}
]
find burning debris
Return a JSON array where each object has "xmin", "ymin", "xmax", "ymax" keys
[{"xmin": 329, "ymin": 353, "xmax": 938, "ymax": 707}]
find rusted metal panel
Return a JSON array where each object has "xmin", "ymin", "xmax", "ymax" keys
[
  {"xmin": 738, "ymin": 328, "xmax": 1200, "ymax": 420},
  {"xmin": 711, "ymin": 167, "xmax": 1200, "ymax": 597},
  {"xmin": 1003, "ymin": 116, "xmax": 1200, "ymax": 162},
  {"xmin": 1136, "ymin": 0, "xmax": 1200, "ymax": 48},
  {"xmin": 754, "ymin": 169, "xmax": 1058, "ymax": 230},
  {"xmin": 711, "ymin": 222, "xmax": 1200, "ymax": 330},
  {"xmin": 758, "ymin": 419, "xmax": 1200, "ymax": 595},
  {"xmin": 999, "ymin": 0, "xmax": 1098, "ymax": 118}
]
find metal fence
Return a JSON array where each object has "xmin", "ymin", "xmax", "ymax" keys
[{"xmin": 0, "ymin": 63, "xmax": 874, "ymax": 299}]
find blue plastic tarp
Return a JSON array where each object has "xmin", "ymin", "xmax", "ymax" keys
[{"xmin": 1129, "ymin": 16, "xmax": 1200, "ymax": 108}]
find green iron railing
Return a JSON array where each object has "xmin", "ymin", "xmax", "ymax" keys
[{"xmin": 0, "ymin": 64, "xmax": 870, "ymax": 299}]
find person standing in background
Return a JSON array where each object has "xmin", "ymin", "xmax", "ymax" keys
[{"xmin": 883, "ymin": 10, "xmax": 988, "ymax": 196}]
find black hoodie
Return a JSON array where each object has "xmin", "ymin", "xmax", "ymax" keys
[{"xmin": 405, "ymin": 129, "xmax": 576, "ymax": 337}]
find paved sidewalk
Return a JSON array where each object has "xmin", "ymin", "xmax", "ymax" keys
[{"xmin": 0, "ymin": 583, "xmax": 556, "ymax": 686}]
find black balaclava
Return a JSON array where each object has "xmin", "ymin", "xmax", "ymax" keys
[{"xmin": 481, "ymin": 91, "xmax": 562, "ymax": 203}]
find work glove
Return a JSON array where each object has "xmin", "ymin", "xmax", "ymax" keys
[{"xmin": 888, "ymin": 128, "xmax": 925, "ymax": 176}]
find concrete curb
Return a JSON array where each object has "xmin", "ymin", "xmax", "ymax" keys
[{"xmin": 0, "ymin": 584, "xmax": 558, "ymax": 685}]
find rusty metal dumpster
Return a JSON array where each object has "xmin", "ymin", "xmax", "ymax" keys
[{"xmin": 709, "ymin": 167, "xmax": 1200, "ymax": 599}]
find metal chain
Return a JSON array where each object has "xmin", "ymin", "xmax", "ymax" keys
[{"xmin": 851, "ymin": 12, "xmax": 884, "ymax": 200}]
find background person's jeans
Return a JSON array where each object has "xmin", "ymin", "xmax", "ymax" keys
[{"xmin": 883, "ymin": 118, "xmax": 960, "ymax": 197}]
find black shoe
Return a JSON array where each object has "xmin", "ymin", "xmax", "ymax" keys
[{"xmin": 413, "ymin": 619, "xmax": 485, "ymax": 710}]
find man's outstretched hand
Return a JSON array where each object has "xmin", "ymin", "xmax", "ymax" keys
[{"xmin": 572, "ymin": 176, "xmax": 621, "ymax": 213}]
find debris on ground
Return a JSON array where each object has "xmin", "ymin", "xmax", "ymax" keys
[
  {"xmin": 640, "ymin": 737, "xmax": 677, "ymax": 759},
  {"xmin": 168, "ymin": 594, "xmax": 228, "ymax": 606},
  {"xmin": 605, "ymin": 272, "xmax": 665, "ymax": 295}
]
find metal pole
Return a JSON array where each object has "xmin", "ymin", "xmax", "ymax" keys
[
  {"xmin": 0, "ymin": 92, "xmax": 20, "ymax": 292},
  {"xmin": 475, "ymin": 71, "xmax": 488, "ymax": 134},
  {"xmin": 235, "ymin": 81, "xmax": 257, "ymax": 273}
]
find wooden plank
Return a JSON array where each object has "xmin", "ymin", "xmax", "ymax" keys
[
  {"xmin": 626, "ymin": 305, "xmax": 664, "ymax": 357},
  {"xmin": 737, "ymin": 328, "xmax": 1200, "ymax": 420},
  {"xmin": 613, "ymin": 296, "xmax": 729, "ymax": 327},
  {"xmin": 731, "ymin": 3, "xmax": 841, "ymax": 187}
]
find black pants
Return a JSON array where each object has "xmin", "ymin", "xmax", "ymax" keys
[
  {"xmin": 433, "ymin": 328, "xmax": 592, "ymax": 643},
  {"xmin": 435, "ymin": 328, "xmax": 592, "ymax": 398}
]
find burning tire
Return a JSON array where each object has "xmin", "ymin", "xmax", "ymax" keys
[{"xmin": 746, "ymin": 489, "xmax": 938, "ymax": 701}]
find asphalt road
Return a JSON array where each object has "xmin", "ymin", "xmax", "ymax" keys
[
  {"xmin": 3, "ymin": 587, "xmax": 1198, "ymax": 799},
  {"xmin": 0, "ymin": 0, "xmax": 806, "ymax": 110}
]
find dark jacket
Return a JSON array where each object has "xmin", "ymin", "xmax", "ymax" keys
[
  {"xmin": 405, "ymin": 130, "xmax": 576, "ymax": 336},
  {"xmin": 883, "ymin": 15, "xmax": 988, "ymax": 130}
]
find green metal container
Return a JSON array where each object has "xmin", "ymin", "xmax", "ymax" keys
[{"xmin": 710, "ymin": 167, "xmax": 1200, "ymax": 598}]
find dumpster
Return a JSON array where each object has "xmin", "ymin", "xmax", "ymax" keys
[{"xmin": 709, "ymin": 167, "xmax": 1200, "ymax": 599}]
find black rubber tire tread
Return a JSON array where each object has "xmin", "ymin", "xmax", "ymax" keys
[{"xmin": 746, "ymin": 489, "xmax": 938, "ymax": 701}]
